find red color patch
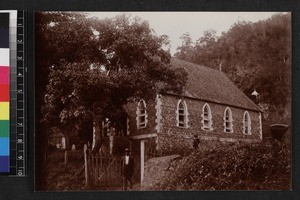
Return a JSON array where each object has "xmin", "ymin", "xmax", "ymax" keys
[
  {"xmin": 0, "ymin": 67, "xmax": 9, "ymax": 84},
  {"xmin": 0, "ymin": 84, "xmax": 9, "ymax": 102}
]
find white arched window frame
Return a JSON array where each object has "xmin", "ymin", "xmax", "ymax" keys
[
  {"xmin": 136, "ymin": 99, "xmax": 148, "ymax": 129},
  {"xmin": 201, "ymin": 103, "xmax": 213, "ymax": 131},
  {"xmin": 243, "ymin": 111, "xmax": 252, "ymax": 135},
  {"xmin": 223, "ymin": 107, "xmax": 233, "ymax": 133},
  {"xmin": 176, "ymin": 99, "xmax": 189, "ymax": 128}
]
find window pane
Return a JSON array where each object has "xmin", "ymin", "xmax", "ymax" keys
[
  {"xmin": 140, "ymin": 116, "xmax": 145, "ymax": 122},
  {"xmin": 204, "ymin": 120, "xmax": 208, "ymax": 127},
  {"xmin": 179, "ymin": 102, "xmax": 184, "ymax": 108},
  {"xmin": 179, "ymin": 115, "xmax": 184, "ymax": 122}
]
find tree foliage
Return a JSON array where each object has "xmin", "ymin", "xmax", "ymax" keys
[
  {"xmin": 35, "ymin": 12, "xmax": 99, "ymax": 190},
  {"xmin": 36, "ymin": 12, "xmax": 187, "ymax": 147},
  {"xmin": 174, "ymin": 13, "xmax": 291, "ymax": 124}
]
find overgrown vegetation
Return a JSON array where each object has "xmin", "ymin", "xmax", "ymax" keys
[
  {"xmin": 175, "ymin": 13, "xmax": 291, "ymax": 135},
  {"xmin": 45, "ymin": 150, "xmax": 85, "ymax": 191},
  {"xmin": 149, "ymin": 138, "xmax": 290, "ymax": 190}
]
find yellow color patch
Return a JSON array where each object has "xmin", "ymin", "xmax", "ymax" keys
[{"xmin": 0, "ymin": 102, "xmax": 9, "ymax": 120}]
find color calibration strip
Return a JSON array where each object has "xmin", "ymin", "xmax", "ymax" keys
[
  {"xmin": 0, "ymin": 12, "xmax": 10, "ymax": 173},
  {"xmin": 0, "ymin": 10, "xmax": 26, "ymax": 176}
]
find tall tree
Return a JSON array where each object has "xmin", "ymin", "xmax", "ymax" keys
[
  {"xmin": 174, "ymin": 32, "xmax": 194, "ymax": 61},
  {"xmin": 174, "ymin": 13, "xmax": 291, "ymax": 125},
  {"xmin": 36, "ymin": 12, "xmax": 187, "ymax": 189},
  {"xmin": 194, "ymin": 29, "xmax": 221, "ymax": 69},
  {"xmin": 35, "ymin": 12, "xmax": 100, "ymax": 190}
]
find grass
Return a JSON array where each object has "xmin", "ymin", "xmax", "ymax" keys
[{"xmin": 45, "ymin": 150, "xmax": 86, "ymax": 191}]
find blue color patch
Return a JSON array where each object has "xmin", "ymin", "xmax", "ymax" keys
[{"xmin": 0, "ymin": 137, "xmax": 9, "ymax": 156}]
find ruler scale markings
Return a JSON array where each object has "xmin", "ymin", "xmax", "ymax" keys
[{"xmin": 17, "ymin": 10, "xmax": 25, "ymax": 176}]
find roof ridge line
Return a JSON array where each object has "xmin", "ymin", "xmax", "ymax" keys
[{"xmin": 171, "ymin": 57, "xmax": 225, "ymax": 74}]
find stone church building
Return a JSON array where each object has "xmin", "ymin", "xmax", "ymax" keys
[
  {"xmin": 98, "ymin": 58, "xmax": 263, "ymax": 183},
  {"xmin": 126, "ymin": 59, "xmax": 262, "ymax": 154}
]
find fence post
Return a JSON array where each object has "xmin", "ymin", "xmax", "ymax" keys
[
  {"xmin": 91, "ymin": 154, "xmax": 95, "ymax": 187},
  {"xmin": 84, "ymin": 144, "xmax": 89, "ymax": 187},
  {"xmin": 140, "ymin": 140, "xmax": 145, "ymax": 186}
]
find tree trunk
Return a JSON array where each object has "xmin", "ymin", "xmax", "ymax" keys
[{"xmin": 92, "ymin": 117, "xmax": 103, "ymax": 154}]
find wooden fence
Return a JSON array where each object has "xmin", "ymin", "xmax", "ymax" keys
[{"xmin": 84, "ymin": 147, "xmax": 122, "ymax": 188}]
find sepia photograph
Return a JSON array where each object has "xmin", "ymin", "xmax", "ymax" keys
[{"xmin": 35, "ymin": 12, "xmax": 291, "ymax": 191}]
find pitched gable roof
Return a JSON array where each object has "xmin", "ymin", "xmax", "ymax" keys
[{"xmin": 170, "ymin": 58, "xmax": 261, "ymax": 112}]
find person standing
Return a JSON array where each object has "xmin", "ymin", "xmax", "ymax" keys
[
  {"xmin": 193, "ymin": 135, "xmax": 200, "ymax": 150},
  {"xmin": 121, "ymin": 148, "xmax": 134, "ymax": 190}
]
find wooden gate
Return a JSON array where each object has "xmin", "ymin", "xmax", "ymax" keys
[{"xmin": 85, "ymin": 151, "xmax": 122, "ymax": 189}]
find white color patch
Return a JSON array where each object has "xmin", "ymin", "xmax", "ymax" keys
[{"xmin": 0, "ymin": 48, "xmax": 10, "ymax": 66}]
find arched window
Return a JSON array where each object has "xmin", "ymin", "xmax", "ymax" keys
[
  {"xmin": 176, "ymin": 99, "xmax": 189, "ymax": 128},
  {"xmin": 243, "ymin": 111, "xmax": 251, "ymax": 135},
  {"xmin": 201, "ymin": 103, "xmax": 213, "ymax": 131},
  {"xmin": 136, "ymin": 99, "xmax": 148, "ymax": 128},
  {"xmin": 224, "ymin": 107, "xmax": 233, "ymax": 133}
]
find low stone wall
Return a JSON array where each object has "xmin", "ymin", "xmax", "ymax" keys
[
  {"xmin": 157, "ymin": 133, "xmax": 259, "ymax": 156},
  {"xmin": 158, "ymin": 134, "xmax": 193, "ymax": 156}
]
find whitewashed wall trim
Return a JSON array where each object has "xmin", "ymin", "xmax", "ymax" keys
[{"xmin": 155, "ymin": 94, "xmax": 163, "ymax": 133}]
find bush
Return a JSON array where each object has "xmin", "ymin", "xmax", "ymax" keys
[{"xmin": 153, "ymin": 138, "xmax": 290, "ymax": 190}]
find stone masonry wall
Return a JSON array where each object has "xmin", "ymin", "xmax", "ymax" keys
[
  {"xmin": 126, "ymin": 94, "xmax": 262, "ymax": 155},
  {"xmin": 157, "ymin": 94, "xmax": 261, "ymax": 154},
  {"xmin": 127, "ymin": 99, "xmax": 157, "ymax": 137}
]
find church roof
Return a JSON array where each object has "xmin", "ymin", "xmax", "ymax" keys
[{"xmin": 170, "ymin": 58, "xmax": 261, "ymax": 112}]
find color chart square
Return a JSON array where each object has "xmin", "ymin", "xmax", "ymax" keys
[
  {"xmin": 0, "ymin": 120, "xmax": 9, "ymax": 137},
  {"xmin": 0, "ymin": 67, "xmax": 9, "ymax": 84},
  {"xmin": 0, "ymin": 102, "xmax": 9, "ymax": 120},
  {"xmin": 0, "ymin": 138, "xmax": 9, "ymax": 156},
  {"xmin": 0, "ymin": 156, "xmax": 9, "ymax": 172},
  {"xmin": 0, "ymin": 29, "xmax": 9, "ymax": 48},
  {"xmin": 0, "ymin": 13, "xmax": 9, "ymax": 50},
  {"xmin": 0, "ymin": 13, "xmax": 9, "ymax": 27},
  {"xmin": 0, "ymin": 48, "xmax": 9, "ymax": 67},
  {"xmin": 0, "ymin": 84, "xmax": 9, "ymax": 102}
]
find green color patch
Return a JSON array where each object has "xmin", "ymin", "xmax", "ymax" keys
[{"xmin": 0, "ymin": 120, "xmax": 9, "ymax": 137}]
